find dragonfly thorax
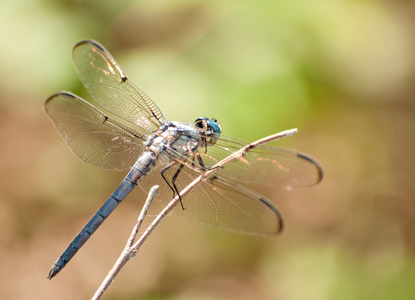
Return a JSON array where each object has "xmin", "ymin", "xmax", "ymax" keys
[{"xmin": 145, "ymin": 121, "xmax": 202, "ymax": 160}]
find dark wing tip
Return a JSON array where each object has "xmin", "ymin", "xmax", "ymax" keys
[
  {"xmin": 297, "ymin": 153, "xmax": 324, "ymax": 184},
  {"xmin": 44, "ymin": 91, "xmax": 76, "ymax": 112},
  {"xmin": 73, "ymin": 39, "xmax": 105, "ymax": 51},
  {"xmin": 45, "ymin": 91, "xmax": 76, "ymax": 105},
  {"xmin": 72, "ymin": 39, "xmax": 127, "ymax": 81},
  {"xmin": 259, "ymin": 196, "xmax": 284, "ymax": 235}
]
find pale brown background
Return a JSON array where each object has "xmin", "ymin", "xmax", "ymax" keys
[{"xmin": 1, "ymin": 0, "xmax": 414, "ymax": 299}]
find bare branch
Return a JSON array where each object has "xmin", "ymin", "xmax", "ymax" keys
[
  {"xmin": 91, "ymin": 128, "xmax": 297, "ymax": 299},
  {"xmin": 131, "ymin": 128, "xmax": 298, "ymax": 251},
  {"xmin": 91, "ymin": 186, "xmax": 159, "ymax": 300}
]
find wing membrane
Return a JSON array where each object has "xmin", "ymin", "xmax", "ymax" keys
[
  {"xmin": 140, "ymin": 161, "xmax": 283, "ymax": 236},
  {"xmin": 45, "ymin": 92, "xmax": 144, "ymax": 171},
  {"xmin": 200, "ymin": 134, "xmax": 323, "ymax": 188},
  {"xmin": 72, "ymin": 40, "xmax": 165, "ymax": 133}
]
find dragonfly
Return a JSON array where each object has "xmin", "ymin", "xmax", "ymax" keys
[{"xmin": 45, "ymin": 40, "xmax": 323, "ymax": 279}]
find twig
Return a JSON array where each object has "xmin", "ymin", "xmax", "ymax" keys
[
  {"xmin": 91, "ymin": 128, "xmax": 297, "ymax": 299},
  {"xmin": 130, "ymin": 128, "xmax": 298, "ymax": 251},
  {"xmin": 91, "ymin": 185, "xmax": 159, "ymax": 300}
]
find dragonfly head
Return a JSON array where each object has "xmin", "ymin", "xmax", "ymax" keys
[{"xmin": 195, "ymin": 117, "xmax": 222, "ymax": 146}]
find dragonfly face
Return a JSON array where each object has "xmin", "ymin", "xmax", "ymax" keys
[
  {"xmin": 195, "ymin": 117, "xmax": 222, "ymax": 147},
  {"xmin": 45, "ymin": 40, "xmax": 323, "ymax": 279}
]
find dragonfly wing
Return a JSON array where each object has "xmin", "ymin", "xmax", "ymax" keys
[
  {"xmin": 72, "ymin": 40, "xmax": 165, "ymax": 133},
  {"xmin": 200, "ymin": 134, "xmax": 323, "ymax": 188},
  {"xmin": 140, "ymin": 162, "xmax": 283, "ymax": 236},
  {"xmin": 45, "ymin": 92, "xmax": 144, "ymax": 171}
]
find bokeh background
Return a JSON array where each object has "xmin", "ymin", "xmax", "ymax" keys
[{"xmin": 1, "ymin": 0, "xmax": 415, "ymax": 299}]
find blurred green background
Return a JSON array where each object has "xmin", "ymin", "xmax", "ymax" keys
[{"xmin": 1, "ymin": 0, "xmax": 415, "ymax": 299}]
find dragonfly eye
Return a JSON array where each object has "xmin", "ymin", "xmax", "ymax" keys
[{"xmin": 195, "ymin": 117, "xmax": 222, "ymax": 146}]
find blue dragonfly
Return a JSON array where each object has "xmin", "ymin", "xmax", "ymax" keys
[{"xmin": 45, "ymin": 40, "xmax": 323, "ymax": 279}]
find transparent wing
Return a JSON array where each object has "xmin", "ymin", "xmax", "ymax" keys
[
  {"xmin": 45, "ymin": 92, "xmax": 145, "ymax": 171},
  {"xmin": 72, "ymin": 40, "xmax": 165, "ymax": 133},
  {"xmin": 140, "ymin": 161, "xmax": 283, "ymax": 236},
  {"xmin": 200, "ymin": 134, "xmax": 323, "ymax": 188}
]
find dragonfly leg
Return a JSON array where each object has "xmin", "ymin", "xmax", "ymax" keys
[
  {"xmin": 196, "ymin": 152, "xmax": 206, "ymax": 171},
  {"xmin": 160, "ymin": 162, "xmax": 176, "ymax": 197},
  {"xmin": 160, "ymin": 163, "xmax": 186, "ymax": 210},
  {"xmin": 171, "ymin": 164, "xmax": 185, "ymax": 210},
  {"xmin": 196, "ymin": 152, "xmax": 223, "ymax": 171}
]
